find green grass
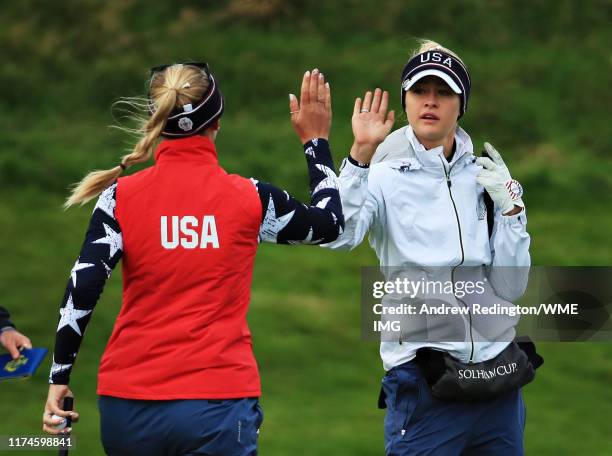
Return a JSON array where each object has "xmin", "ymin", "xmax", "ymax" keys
[
  {"xmin": 1, "ymin": 190, "xmax": 611, "ymax": 455},
  {"xmin": 1, "ymin": 0, "xmax": 611, "ymax": 454}
]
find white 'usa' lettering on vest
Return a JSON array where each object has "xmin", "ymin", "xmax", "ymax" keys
[{"xmin": 160, "ymin": 216, "xmax": 220, "ymax": 249}]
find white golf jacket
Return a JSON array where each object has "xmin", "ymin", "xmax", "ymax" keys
[{"xmin": 323, "ymin": 125, "xmax": 531, "ymax": 370}]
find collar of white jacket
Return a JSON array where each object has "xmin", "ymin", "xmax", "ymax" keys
[{"xmin": 371, "ymin": 125, "xmax": 474, "ymax": 168}]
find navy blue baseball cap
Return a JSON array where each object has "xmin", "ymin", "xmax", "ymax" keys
[{"xmin": 401, "ymin": 49, "xmax": 471, "ymax": 118}]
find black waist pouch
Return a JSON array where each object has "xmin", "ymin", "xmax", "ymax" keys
[{"xmin": 414, "ymin": 337, "xmax": 544, "ymax": 402}]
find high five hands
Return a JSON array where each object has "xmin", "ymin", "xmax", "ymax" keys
[
  {"xmin": 289, "ymin": 69, "xmax": 331, "ymax": 144},
  {"xmin": 350, "ymin": 88, "xmax": 395, "ymax": 164}
]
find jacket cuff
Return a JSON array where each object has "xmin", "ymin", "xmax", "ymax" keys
[
  {"xmin": 346, "ymin": 154, "xmax": 370, "ymax": 169},
  {"xmin": 340, "ymin": 157, "xmax": 370, "ymax": 178},
  {"xmin": 303, "ymin": 138, "xmax": 329, "ymax": 152},
  {"xmin": 498, "ymin": 207, "xmax": 527, "ymax": 226}
]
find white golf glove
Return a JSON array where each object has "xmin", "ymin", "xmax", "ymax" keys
[{"xmin": 475, "ymin": 142, "xmax": 524, "ymax": 215}]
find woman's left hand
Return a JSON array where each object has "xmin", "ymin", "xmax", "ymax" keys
[
  {"xmin": 348, "ymin": 88, "xmax": 395, "ymax": 164},
  {"xmin": 475, "ymin": 142, "xmax": 524, "ymax": 215}
]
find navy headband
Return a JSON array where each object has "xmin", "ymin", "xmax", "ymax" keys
[
  {"xmin": 148, "ymin": 63, "xmax": 224, "ymax": 138},
  {"xmin": 400, "ymin": 49, "xmax": 471, "ymax": 118}
]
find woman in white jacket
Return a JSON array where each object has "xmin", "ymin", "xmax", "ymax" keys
[{"xmin": 323, "ymin": 40, "xmax": 532, "ymax": 455}]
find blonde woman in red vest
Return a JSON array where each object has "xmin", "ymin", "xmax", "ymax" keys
[{"xmin": 41, "ymin": 63, "xmax": 343, "ymax": 455}]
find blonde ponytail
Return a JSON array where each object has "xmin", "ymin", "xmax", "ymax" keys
[{"xmin": 64, "ymin": 64, "xmax": 210, "ymax": 209}]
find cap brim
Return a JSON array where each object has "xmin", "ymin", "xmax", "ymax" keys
[{"xmin": 402, "ymin": 69, "xmax": 462, "ymax": 94}]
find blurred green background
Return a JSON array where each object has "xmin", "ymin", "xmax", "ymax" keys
[{"xmin": 1, "ymin": 0, "xmax": 611, "ymax": 454}]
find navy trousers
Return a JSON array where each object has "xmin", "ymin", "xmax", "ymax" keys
[
  {"xmin": 98, "ymin": 396, "xmax": 263, "ymax": 456},
  {"xmin": 382, "ymin": 361, "xmax": 526, "ymax": 456}
]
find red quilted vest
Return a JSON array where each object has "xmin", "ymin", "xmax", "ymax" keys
[{"xmin": 97, "ymin": 135, "xmax": 262, "ymax": 399}]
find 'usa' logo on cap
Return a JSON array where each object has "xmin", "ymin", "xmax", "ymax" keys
[{"xmin": 420, "ymin": 52, "xmax": 453, "ymax": 68}]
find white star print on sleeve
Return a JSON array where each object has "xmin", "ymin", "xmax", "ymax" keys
[
  {"xmin": 305, "ymin": 146, "xmax": 316, "ymax": 158},
  {"xmin": 251, "ymin": 138, "xmax": 344, "ymax": 245},
  {"xmin": 313, "ymin": 164, "xmax": 340, "ymax": 195},
  {"xmin": 93, "ymin": 183, "xmax": 117, "ymax": 218},
  {"xmin": 57, "ymin": 293, "xmax": 92, "ymax": 336},
  {"xmin": 259, "ymin": 197, "xmax": 295, "ymax": 242},
  {"xmin": 253, "ymin": 138, "xmax": 344, "ymax": 245},
  {"xmin": 70, "ymin": 258, "xmax": 95, "ymax": 287},
  {"xmin": 315, "ymin": 196, "xmax": 331, "ymax": 209},
  {"xmin": 50, "ymin": 182, "xmax": 123, "ymax": 385},
  {"xmin": 93, "ymin": 222, "xmax": 123, "ymax": 258},
  {"xmin": 49, "ymin": 358, "xmax": 73, "ymax": 383}
]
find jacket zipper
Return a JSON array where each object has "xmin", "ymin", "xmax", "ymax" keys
[{"xmin": 439, "ymin": 156, "xmax": 475, "ymax": 363}]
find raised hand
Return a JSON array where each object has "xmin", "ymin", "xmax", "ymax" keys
[
  {"xmin": 350, "ymin": 88, "xmax": 395, "ymax": 164},
  {"xmin": 289, "ymin": 69, "xmax": 331, "ymax": 144}
]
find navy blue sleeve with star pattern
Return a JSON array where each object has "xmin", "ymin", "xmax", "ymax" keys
[
  {"xmin": 49, "ymin": 138, "xmax": 344, "ymax": 384},
  {"xmin": 255, "ymin": 138, "xmax": 344, "ymax": 244},
  {"xmin": 49, "ymin": 184, "xmax": 122, "ymax": 384}
]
